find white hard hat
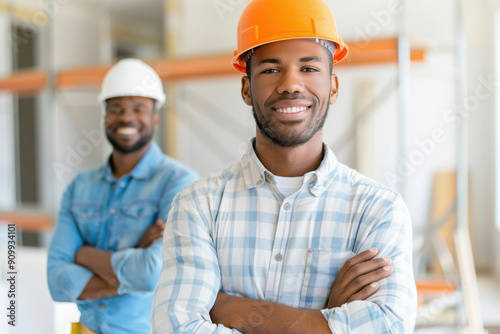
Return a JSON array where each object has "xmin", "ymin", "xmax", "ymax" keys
[{"xmin": 99, "ymin": 58, "xmax": 166, "ymax": 109}]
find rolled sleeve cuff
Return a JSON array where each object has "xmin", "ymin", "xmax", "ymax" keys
[
  {"xmin": 61, "ymin": 265, "xmax": 94, "ymax": 303},
  {"xmin": 110, "ymin": 248, "xmax": 135, "ymax": 294},
  {"xmin": 321, "ymin": 301, "xmax": 376, "ymax": 333}
]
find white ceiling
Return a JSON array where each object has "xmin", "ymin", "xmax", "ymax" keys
[{"xmin": 84, "ymin": 0, "xmax": 164, "ymax": 23}]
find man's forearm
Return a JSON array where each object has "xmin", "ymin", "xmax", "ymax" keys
[
  {"xmin": 78, "ymin": 275, "xmax": 118, "ymax": 300},
  {"xmin": 210, "ymin": 293, "xmax": 331, "ymax": 334},
  {"xmin": 75, "ymin": 246, "xmax": 119, "ymax": 288}
]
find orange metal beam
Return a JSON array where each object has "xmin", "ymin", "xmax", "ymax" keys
[
  {"xmin": 56, "ymin": 65, "xmax": 110, "ymax": 90},
  {"xmin": 0, "ymin": 70, "xmax": 47, "ymax": 95},
  {"xmin": 55, "ymin": 54, "xmax": 237, "ymax": 90},
  {"xmin": 151, "ymin": 54, "xmax": 236, "ymax": 81},
  {"xmin": 0, "ymin": 38, "xmax": 426, "ymax": 93},
  {"xmin": 0, "ymin": 209, "xmax": 53, "ymax": 232},
  {"xmin": 341, "ymin": 38, "xmax": 425, "ymax": 67},
  {"xmin": 416, "ymin": 279, "xmax": 456, "ymax": 293}
]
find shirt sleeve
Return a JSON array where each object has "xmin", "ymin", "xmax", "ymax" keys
[
  {"xmin": 47, "ymin": 181, "xmax": 94, "ymax": 303},
  {"xmin": 152, "ymin": 190, "xmax": 242, "ymax": 334},
  {"xmin": 111, "ymin": 168, "xmax": 200, "ymax": 294},
  {"xmin": 321, "ymin": 193, "xmax": 417, "ymax": 333}
]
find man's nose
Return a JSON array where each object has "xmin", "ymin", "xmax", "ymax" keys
[
  {"xmin": 118, "ymin": 108, "xmax": 135, "ymax": 121},
  {"xmin": 276, "ymin": 70, "xmax": 304, "ymax": 95}
]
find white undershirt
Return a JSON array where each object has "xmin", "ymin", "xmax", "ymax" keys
[{"xmin": 273, "ymin": 175, "xmax": 304, "ymax": 197}]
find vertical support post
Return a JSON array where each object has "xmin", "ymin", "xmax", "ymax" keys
[
  {"xmin": 454, "ymin": 0, "xmax": 484, "ymax": 332},
  {"xmin": 354, "ymin": 80, "xmax": 376, "ymax": 179},
  {"xmin": 164, "ymin": 0, "xmax": 179, "ymax": 159},
  {"xmin": 8, "ymin": 3, "xmax": 22, "ymax": 206},
  {"xmin": 397, "ymin": 0, "xmax": 410, "ymax": 199},
  {"xmin": 44, "ymin": 1, "xmax": 55, "ymax": 212}
]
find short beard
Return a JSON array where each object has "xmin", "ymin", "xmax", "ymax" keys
[
  {"xmin": 252, "ymin": 104, "xmax": 329, "ymax": 148},
  {"xmin": 106, "ymin": 130, "xmax": 154, "ymax": 154}
]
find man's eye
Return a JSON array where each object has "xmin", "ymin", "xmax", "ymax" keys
[
  {"xmin": 302, "ymin": 67, "xmax": 319, "ymax": 72},
  {"xmin": 261, "ymin": 68, "xmax": 279, "ymax": 74}
]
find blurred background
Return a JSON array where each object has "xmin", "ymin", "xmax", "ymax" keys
[{"xmin": 0, "ymin": 0, "xmax": 499, "ymax": 333}]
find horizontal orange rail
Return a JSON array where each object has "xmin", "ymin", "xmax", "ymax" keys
[
  {"xmin": 0, "ymin": 70, "xmax": 47, "ymax": 95},
  {"xmin": 416, "ymin": 279, "xmax": 456, "ymax": 294},
  {"xmin": 0, "ymin": 38, "xmax": 426, "ymax": 93},
  {"xmin": 56, "ymin": 65, "xmax": 110, "ymax": 89},
  {"xmin": 0, "ymin": 209, "xmax": 53, "ymax": 232}
]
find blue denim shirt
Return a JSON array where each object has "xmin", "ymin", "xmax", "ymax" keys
[{"xmin": 47, "ymin": 141, "xmax": 199, "ymax": 334}]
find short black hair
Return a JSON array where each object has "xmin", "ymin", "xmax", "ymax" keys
[{"xmin": 244, "ymin": 46, "xmax": 334, "ymax": 79}]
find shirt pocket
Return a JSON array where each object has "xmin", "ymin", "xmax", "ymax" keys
[
  {"xmin": 71, "ymin": 203, "xmax": 103, "ymax": 245},
  {"xmin": 300, "ymin": 249, "xmax": 355, "ymax": 310},
  {"xmin": 118, "ymin": 201, "xmax": 159, "ymax": 248}
]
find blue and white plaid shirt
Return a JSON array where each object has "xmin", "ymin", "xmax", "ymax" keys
[{"xmin": 153, "ymin": 141, "xmax": 417, "ymax": 333}]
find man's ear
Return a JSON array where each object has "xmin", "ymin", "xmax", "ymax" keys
[
  {"xmin": 153, "ymin": 110, "xmax": 160, "ymax": 129},
  {"xmin": 330, "ymin": 74, "xmax": 339, "ymax": 105},
  {"xmin": 241, "ymin": 76, "xmax": 252, "ymax": 106}
]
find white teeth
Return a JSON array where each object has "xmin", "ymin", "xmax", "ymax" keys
[
  {"xmin": 276, "ymin": 106, "xmax": 308, "ymax": 114},
  {"xmin": 117, "ymin": 127, "xmax": 138, "ymax": 135}
]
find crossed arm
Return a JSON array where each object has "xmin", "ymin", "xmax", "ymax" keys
[
  {"xmin": 76, "ymin": 220, "xmax": 165, "ymax": 300},
  {"xmin": 209, "ymin": 249, "xmax": 393, "ymax": 334}
]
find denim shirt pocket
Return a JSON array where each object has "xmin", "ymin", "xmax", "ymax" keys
[
  {"xmin": 300, "ymin": 249, "xmax": 355, "ymax": 310},
  {"xmin": 118, "ymin": 201, "xmax": 158, "ymax": 248},
  {"xmin": 71, "ymin": 203, "xmax": 103, "ymax": 245}
]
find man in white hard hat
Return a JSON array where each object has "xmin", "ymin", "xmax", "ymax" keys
[
  {"xmin": 153, "ymin": 0, "xmax": 416, "ymax": 333},
  {"xmin": 47, "ymin": 59, "xmax": 199, "ymax": 334}
]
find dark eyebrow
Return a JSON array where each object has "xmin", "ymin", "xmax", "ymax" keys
[
  {"xmin": 256, "ymin": 56, "xmax": 323, "ymax": 68},
  {"xmin": 299, "ymin": 56, "xmax": 323, "ymax": 63},
  {"xmin": 108, "ymin": 102, "xmax": 122, "ymax": 108},
  {"xmin": 256, "ymin": 58, "xmax": 282, "ymax": 67}
]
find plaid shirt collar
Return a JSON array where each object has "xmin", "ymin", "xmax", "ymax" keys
[{"xmin": 241, "ymin": 139, "xmax": 339, "ymax": 196}]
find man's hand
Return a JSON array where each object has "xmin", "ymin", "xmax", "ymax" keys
[
  {"xmin": 75, "ymin": 246, "xmax": 120, "ymax": 288},
  {"xmin": 327, "ymin": 248, "xmax": 392, "ymax": 308},
  {"xmin": 78, "ymin": 275, "xmax": 118, "ymax": 300},
  {"xmin": 135, "ymin": 219, "xmax": 165, "ymax": 249},
  {"xmin": 211, "ymin": 292, "xmax": 331, "ymax": 334}
]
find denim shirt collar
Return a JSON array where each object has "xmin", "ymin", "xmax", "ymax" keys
[
  {"xmin": 241, "ymin": 139, "xmax": 339, "ymax": 196},
  {"xmin": 101, "ymin": 141, "xmax": 163, "ymax": 182}
]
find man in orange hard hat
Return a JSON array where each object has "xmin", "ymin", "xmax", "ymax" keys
[
  {"xmin": 153, "ymin": 0, "xmax": 417, "ymax": 333},
  {"xmin": 47, "ymin": 59, "xmax": 199, "ymax": 334}
]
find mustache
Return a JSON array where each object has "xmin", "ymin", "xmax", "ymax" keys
[
  {"xmin": 108, "ymin": 122, "xmax": 139, "ymax": 130},
  {"xmin": 264, "ymin": 93, "xmax": 312, "ymax": 108}
]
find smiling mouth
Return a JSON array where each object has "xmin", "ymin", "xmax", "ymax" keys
[
  {"xmin": 116, "ymin": 127, "xmax": 138, "ymax": 135},
  {"xmin": 274, "ymin": 106, "xmax": 310, "ymax": 114}
]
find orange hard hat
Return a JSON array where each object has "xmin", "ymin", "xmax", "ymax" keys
[{"xmin": 232, "ymin": 0, "xmax": 349, "ymax": 73}]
